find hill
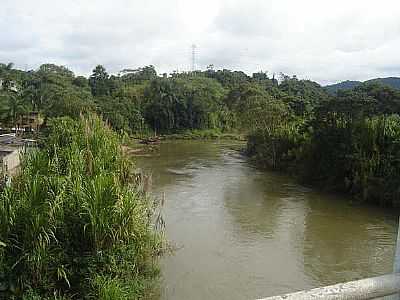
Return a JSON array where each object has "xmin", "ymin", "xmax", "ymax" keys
[
  {"xmin": 366, "ymin": 77, "xmax": 400, "ymax": 89},
  {"xmin": 324, "ymin": 80, "xmax": 361, "ymax": 94},
  {"xmin": 325, "ymin": 77, "xmax": 400, "ymax": 94}
]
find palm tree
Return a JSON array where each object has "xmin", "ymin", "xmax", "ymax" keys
[
  {"xmin": 0, "ymin": 92, "xmax": 28, "ymax": 132},
  {"xmin": 0, "ymin": 62, "xmax": 14, "ymax": 77}
]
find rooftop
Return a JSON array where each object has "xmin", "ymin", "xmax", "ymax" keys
[{"xmin": 0, "ymin": 134, "xmax": 36, "ymax": 149}]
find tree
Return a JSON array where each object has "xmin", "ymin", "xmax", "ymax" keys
[
  {"xmin": 0, "ymin": 91, "xmax": 29, "ymax": 130},
  {"xmin": 278, "ymin": 77, "xmax": 329, "ymax": 117},
  {"xmin": 144, "ymin": 77, "xmax": 226, "ymax": 132},
  {"xmin": 38, "ymin": 64, "xmax": 75, "ymax": 79},
  {"xmin": 21, "ymin": 66, "xmax": 94, "ymax": 119},
  {"xmin": 89, "ymin": 65, "xmax": 111, "ymax": 96},
  {"xmin": 205, "ymin": 69, "xmax": 250, "ymax": 89},
  {"xmin": 43, "ymin": 86, "xmax": 94, "ymax": 119},
  {"xmin": 72, "ymin": 76, "xmax": 89, "ymax": 88},
  {"xmin": 120, "ymin": 65, "xmax": 157, "ymax": 83}
]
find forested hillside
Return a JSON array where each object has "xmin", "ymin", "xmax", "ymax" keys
[
  {"xmin": 325, "ymin": 77, "xmax": 400, "ymax": 94},
  {"xmin": 0, "ymin": 63, "xmax": 326, "ymax": 135},
  {"xmin": 2, "ymin": 62, "xmax": 400, "ymax": 206},
  {"xmin": 324, "ymin": 80, "xmax": 362, "ymax": 94}
]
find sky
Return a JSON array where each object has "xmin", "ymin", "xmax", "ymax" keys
[{"xmin": 1, "ymin": 0, "xmax": 400, "ymax": 85}]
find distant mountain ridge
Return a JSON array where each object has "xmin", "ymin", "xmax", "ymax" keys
[{"xmin": 324, "ymin": 77, "xmax": 400, "ymax": 94}]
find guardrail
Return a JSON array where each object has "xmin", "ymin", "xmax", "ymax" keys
[{"xmin": 258, "ymin": 217, "xmax": 400, "ymax": 300}]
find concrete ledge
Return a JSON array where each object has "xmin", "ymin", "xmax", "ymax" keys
[{"xmin": 258, "ymin": 273, "xmax": 400, "ymax": 300}]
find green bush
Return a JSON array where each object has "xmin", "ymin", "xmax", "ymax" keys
[
  {"xmin": 247, "ymin": 121, "xmax": 307, "ymax": 170},
  {"xmin": 247, "ymin": 103, "xmax": 400, "ymax": 206},
  {"xmin": 0, "ymin": 114, "xmax": 163, "ymax": 299}
]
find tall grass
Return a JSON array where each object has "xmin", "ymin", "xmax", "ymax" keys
[
  {"xmin": 0, "ymin": 114, "xmax": 164, "ymax": 299},
  {"xmin": 247, "ymin": 112, "xmax": 400, "ymax": 206},
  {"xmin": 247, "ymin": 122, "xmax": 306, "ymax": 170}
]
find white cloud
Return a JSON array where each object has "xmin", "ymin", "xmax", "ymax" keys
[{"xmin": 1, "ymin": 0, "xmax": 399, "ymax": 84}]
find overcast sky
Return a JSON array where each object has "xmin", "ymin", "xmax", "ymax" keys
[{"xmin": 1, "ymin": 0, "xmax": 400, "ymax": 85}]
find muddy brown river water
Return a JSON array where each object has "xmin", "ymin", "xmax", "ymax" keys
[{"xmin": 135, "ymin": 140, "xmax": 398, "ymax": 300}]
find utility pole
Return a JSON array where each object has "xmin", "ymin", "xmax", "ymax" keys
[{"xmin": 191, "ymin": 44, "xmax": 197, "ymax": 72}]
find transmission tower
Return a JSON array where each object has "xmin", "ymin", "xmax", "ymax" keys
[{"xmin": 191, "ymin": 44, "xmax": 197, "ymax": 72}]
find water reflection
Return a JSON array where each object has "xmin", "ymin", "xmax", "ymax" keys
[
  {"xmin": 135, "ymin": 141, "xmax": 398, "ymax": 300},
  {"xmin": 222, "ymin": 171, "xmax": 288, "ymax": 239},
  {"xmin": 302, "ymin": 195, "xmax": 397, "ymax": 285}
]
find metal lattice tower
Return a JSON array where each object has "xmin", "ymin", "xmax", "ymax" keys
[{"xmin": 191, "ymin": 44, "xmax": 197, "ymax": 72}]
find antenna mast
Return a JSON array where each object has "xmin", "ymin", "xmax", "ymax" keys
[{"xmin": 191, "ymin": 44, "xmax": 197, "ymax": 72}]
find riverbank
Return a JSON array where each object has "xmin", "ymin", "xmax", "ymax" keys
[
  {"xmin": 130, "ymin": 129, "xmax": 245, "ymax": 141},
  {"xmin": 160, "ymin": 129, "xmax": 245, "ymax": 141},
  {"xmin": 246, "ymin": 117, "xmax": 400, "ymax": 208}
]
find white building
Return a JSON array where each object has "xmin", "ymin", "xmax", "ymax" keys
[{"xmin": 0, "ymin": 134, "xmax": 35, "ymax": 176}]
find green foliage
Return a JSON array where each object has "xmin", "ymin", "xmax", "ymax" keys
[
  {"xmin": 38, "ymin": 64, "xmax": 75, "ymax": 80},
  {"xmin": 162, "ymin": 128, "xmax": 243, "ymax": 140},
  {"xmin": 72, "ymin": 76, "xmax": 90, "ymax": 89},
  {"xmin": 247, "ymin": 82, "xmax": 400, "ymax": 206},
  {"xmin": 247, "ymin": 122, "xmax": 306, "ymax": 170},
  {"xmin": 0, "ymin": 91, "xmax": 30, "ymax": 128},
  {"xmin": 95, "ymin": 84, "xmax": 148, "ymax": 134},
  {"xmin": 21, "ymin": 64, "xmax": 95, "ymax": 120},
  {"xmin": 89, "ymin": 65, "xmax": 115, "ymax": 97},
  {"xmin": 325, "ymin": 77, "xmax": 400, "ymax": 94},
  {"xmin": 306, "ymin": 102, "xmax": 400, "ymax": 205},
  {"xmin": 4, "ymin": 59, "xmax": 400, "ymax": 206},
  {"xmin": 325, "ymin": 80, "xmax": 362, "ymax": 94},
  {"xmin": 0, "ymin": 115, "xmax": 163, "ymax": 299},
  {"xmin": 120, "ymin": 66, "xmax": 157, "ymax": 84},
  {"xmin": 204, "ymin": 68, "xmax": 250, "ymax": 89},
  {"xmin": 279, "ymin": 75, "xmax": 329, "ymax": 116},
  {"xmin": 144, "ymin": 76, "xmax": 228, "ymax": 133}
]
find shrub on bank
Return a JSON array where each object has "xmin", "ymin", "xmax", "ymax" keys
[
  {"xmin": 0, "ymin": 115, "xmax": 163, "ymax": 299},
  {"xmin": 247, "ymin": 123, "xmax": 306, "ymax": 170},
  {"xmin": 247, "ymin": 114, "xmax": 400, "ymax": 206}
]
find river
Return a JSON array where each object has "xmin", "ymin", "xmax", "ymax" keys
[{"xmin": 135, "ymin": 140, "xmax": 398, "ymax": 300}]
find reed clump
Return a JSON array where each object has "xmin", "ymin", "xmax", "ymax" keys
[{"xmin": 0, "ymin": 114, "xmax": 164, "ymax": 299}]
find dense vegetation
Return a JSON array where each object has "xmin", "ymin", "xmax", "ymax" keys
[
  {"xmin": 325, "ymin": 77, "xmax": 400, "ymax": 94},
  {"xmin": 0, "ymin": 115, "xmax": 163, "ymax": 299},
  {"xmin": 1, "ymin": 59, "xmax": 400, "ymax": 298},
  {"xmin": 0, "ymin": 63, "xmax": 235, "ymax": 135},
  {"xmin": 2, "ymin": 61, "xmax": 400, "ymax": 207},
  {"xmin": 247, "ymin": 83, "xmax": 400, "ymax": 206}
]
